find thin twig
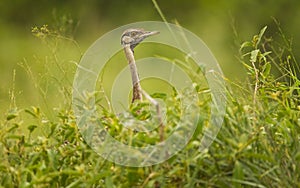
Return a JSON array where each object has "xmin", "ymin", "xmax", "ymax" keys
[{"xmin": 251, "ymin": 61, "xmax": 259, "ymax": 105}]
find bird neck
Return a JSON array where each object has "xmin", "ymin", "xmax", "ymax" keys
[{"xmin": 123, "ymin": 45, "xmax": 143, "ymax": 102}]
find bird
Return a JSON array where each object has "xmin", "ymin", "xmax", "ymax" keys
[
  {"xmin": 121, "ymin": 28, "xmax": 159, "ymax": 103},
  {"xmin": 120, "ymin": 28, "xmax": 164, "ymax": 141}
]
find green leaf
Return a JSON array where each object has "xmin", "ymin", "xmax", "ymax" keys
[
  {"xmin": 262, "ymin": 62, "xmax": 271, "ymax": 77},
  {"xmin": 25, "ymin": 108, "xmax": 38, "ymax": 118},
  {"xmin": 250, "ymin": 49, "xmax": 260, "ymax": 63},
  {"xmin": 6, "ymin": 108, "xmax": 19, "ymax": 121},
  {"xmin": 151, "ymin": 92, "xmax": 167, "ymax": 100},
  {"xmin": 47, "ymin": 123, "xmax": 57, "ymax": 138},
  {"xmin": 8, "ymin": 123, "xmax": 19, "ymax": 132},
  {"xmin": 233, "ymin": 161, "xmax": 244, "ymax": 188},
  {"xmin": 127, "ymin": 168, "xmax": 140, "ymax": 185},
  {"xmin": 239, "ymin": 41, "xmax": 252, "ymax": 53},
  {"xmin": 254, "ymin": 26, "xmax": 267, "ymax": 48},
  {"xmin": 105, "ymin": 175, "xmax": 114, "ymax": 188},
  {"xmin": 28, "ymin": 125, "xmax": 38, "ymax": 133},
  {"xmin": 6, "ymin": 114, "xmax": 17, "ymax": 121},
  {"xmin": 242, "ymin": 62, "xmax": 254, "ymax": 73}
]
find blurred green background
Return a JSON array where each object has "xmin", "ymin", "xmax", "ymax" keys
[{"xmin": 1, "ymin": 0, "xmax": 299, "ymax": 116}]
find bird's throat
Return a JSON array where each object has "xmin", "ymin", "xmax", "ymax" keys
[{"xmin": 124, "ymin": 46, "xmax": 143, "ymax": 103}]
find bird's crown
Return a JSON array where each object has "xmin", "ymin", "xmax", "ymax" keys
[{"xmin": 121, "ymin": 28, "xmax": 159, "ymax": 50}]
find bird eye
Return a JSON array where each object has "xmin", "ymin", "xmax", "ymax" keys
[{"xmin": 131, "ymin": 31, "xmax": 137, "ymax": 36}]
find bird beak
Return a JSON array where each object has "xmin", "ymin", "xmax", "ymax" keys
[{"xmin": 142, "ymin": 30, "xmax": 160, "ymax": 38}]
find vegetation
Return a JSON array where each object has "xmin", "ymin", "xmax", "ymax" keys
[
  {"xmin": 1, "ymin": 1, "xmax": 300, "ymax": 188},
  {"xmin": 1, "ymin": 19, "xmax": 300, "ymax": 187}
]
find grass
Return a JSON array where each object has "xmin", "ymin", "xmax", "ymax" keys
[{"xmin": 1, "ymin": 18, "xmax": 300, "ymax": 188}]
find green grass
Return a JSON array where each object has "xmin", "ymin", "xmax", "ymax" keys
[{"xmin": 1, "ymin": 21, "xmax": 300, "ymax": 188}]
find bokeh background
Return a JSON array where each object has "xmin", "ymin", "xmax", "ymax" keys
[{"xmin": 1, "ymin": 0, "xmax": 299, "ymax": 116}]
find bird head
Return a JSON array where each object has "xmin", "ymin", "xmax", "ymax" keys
[{"xmin": 121, "ymin": 28, "xmax": 159, "ymax": 51}]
